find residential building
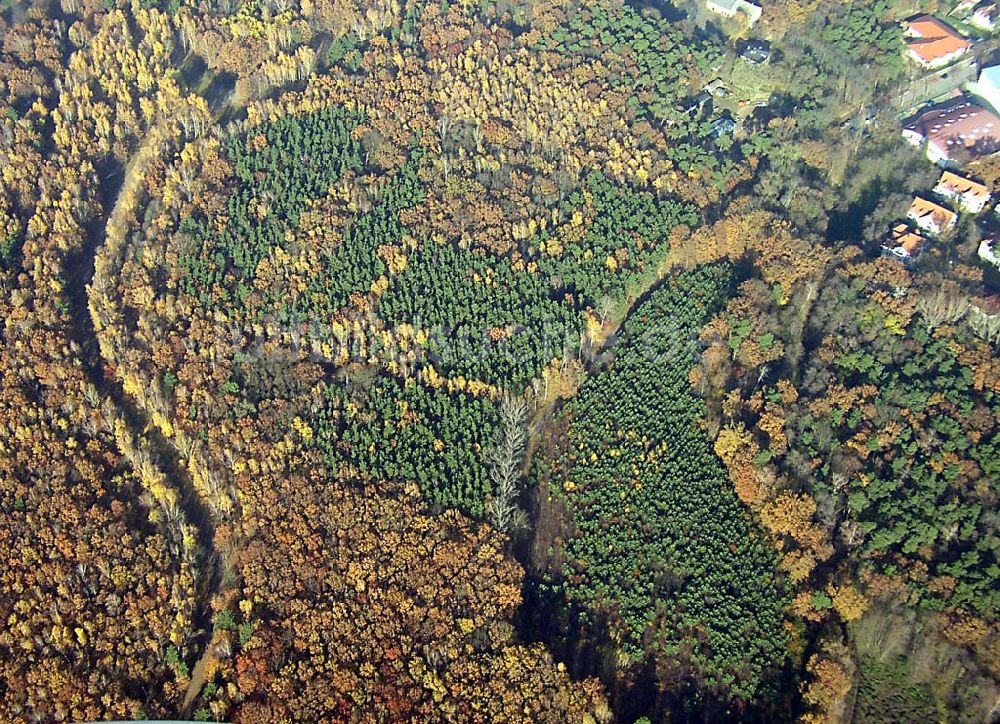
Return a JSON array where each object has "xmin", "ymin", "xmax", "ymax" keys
[
  {"xmin": 903, "ymin": 15, "xmax": 972, "ymax": 68},
  {"xmin": 706, "ymin": 0, "xmax": 762, "ymax": 26},
  {"xmin": 979, "ymin": 238, "xmax": 1000, "ymax": 267},
  {"xmin": 971, "ymin": 65, "xmax": 1000, "ymax": 113},
  {"xmin": 882, "ymin": 223, "xmax": 928, "ymax": 265},
  {"xmin": 711, "ymin": 116, "xmax": 737, "ymax": 138},
  {"xmin": 933, "ymin": 170, "xmax": 992, "ymax": 212},
  {"xmin": 907, "ymin": 196, "xmax": 958, "ymax": 235},
  {"xmin": 704, "ymin": 78, "xmax": 728, "ymax": 96},
  {"xmin": 739, "ymin": 39, "xmax": 772, "ymax": 63},
  {"xmin": 684, "ymin": 91, "xmax": 712, "ymax": 115},
  {"xmin": 901, "ymin": 97, "xmax": 1000, "ymax": 163},
  {"xmin": 971, "ymin": 2, "xmax": 998, "ymax": 31}
]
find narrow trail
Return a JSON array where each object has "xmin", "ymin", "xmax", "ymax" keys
[
  {"xmin": 62, "ymin": 139, "xmax": 222, "ymax": 713},
  {"xmin": 64, "ymin": 81, "xmax": 242, "ymax": 714}
]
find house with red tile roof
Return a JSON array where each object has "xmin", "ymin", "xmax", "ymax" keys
[
  {"xmin": 902, "ymin": 97, "xmax": 1000, "ymax": 163},
  {"xmin": 907, "ymin": 196, "xmax": 958, "ymax": 235},
  {"xmin": 904, "ymin": 15, "xmax": 972, "ymax": 68},
  {"xmin": 882, "ymin": 223, "xmax": 929, "ymax": 265},
  {"xmin": 933, "ymin": 171, "xmax": 992, "ymax": 213}
]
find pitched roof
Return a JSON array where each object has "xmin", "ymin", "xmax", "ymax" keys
[
  {"xmin": 888, "ymin": 223, "xmax": 928, "ymax": 256},
  {"xmin": 935, "ymin": 170, "xmax": 990, "ymax": 200},
  {"xmin": 739, "ymin": 39, "xmax": 771, "ymax": 62},
  {"xmin": 903, "ymin": 98, "xmax": 1000, "ymax": 156},
  {"xmin": 904, "ymin": 15, "xmax": 971, "ymax": 64},
  {"xmin": 705, "ymin": 78, "xmax": 727, "ymax": 94},
  {"xmin": 908, "ymin": 196, "xmax": 958, "ymax": 229}
]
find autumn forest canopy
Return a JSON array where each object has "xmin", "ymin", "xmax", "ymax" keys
[{"xmin": 0, "ymin": 0, "xmax": 998, "ymax": 721}]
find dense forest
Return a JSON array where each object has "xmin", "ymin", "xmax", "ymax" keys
[{"xmin": 0, "ymin": 0, "xmax": 997, "ymax": 721}]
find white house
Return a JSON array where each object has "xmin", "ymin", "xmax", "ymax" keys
[
  {"xmin": 908, "ymin": 196, "xmax": 958, "ymax": 236},
  {"xmin": 882, "ymin": 223, "xmax": 928, "ymax": 266},
  {"xmin": 933, "ymin": 170, "xmax": 992, "ymax": 213},
  {"xmin": 706, "ymin": 0, "xmax": 762, "ymax": 26}
]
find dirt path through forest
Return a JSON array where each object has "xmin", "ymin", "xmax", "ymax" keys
[
  {"xmin": 65, "ymin": 133, "xmax": 222, "ymax": 717},
  {"xmin": 67, "ymin": 81, "xmax": 243, "ymax": 716}
]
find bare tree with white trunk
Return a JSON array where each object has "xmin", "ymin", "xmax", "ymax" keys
[
  {"xmin": 916, "ymin": 289, "xmax": 969, "ymax": 332},
  {"xmin": 485, "ymin": 394, "xmax": 529, "ymax": 534},
  {"xmin": 968, "ymin": 306, "xmax": 1000, "ymax": 347}
]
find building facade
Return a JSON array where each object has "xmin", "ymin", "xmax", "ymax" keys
[
  {"xmin": 902, "ymin": 97, "xmax": 1000, "ymax": 164},
  {"xmin": 933, "ymin": 170, "xmax": 992, "ymax": 213},
  {"xmin": 904, "ymin": 15, "xmax": 972, "ymax": 68}
]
